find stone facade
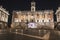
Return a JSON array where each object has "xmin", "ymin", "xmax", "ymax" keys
[
  {"xmin": 0, "ymin": 6, "xmax": 9, "ymax": 29},
  {"xmin": 11, "ymin": 1, "xmax": 54, "ymax": 29},
  {"xmin": 55, "ymin": 7, "xmax": 60, "ymax": 30},
  {"xmin": 55, "ymin": 7, "xmax": 60, "ymax": 22}
]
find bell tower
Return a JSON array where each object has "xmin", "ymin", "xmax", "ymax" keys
[{"xmin": 31, "ymin": 1, "xmax": 36, "ymax": 12}]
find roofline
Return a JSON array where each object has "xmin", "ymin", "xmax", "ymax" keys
[{"xmin": 0, "ymin": 7, "xmax": 9, "ymax": 15}]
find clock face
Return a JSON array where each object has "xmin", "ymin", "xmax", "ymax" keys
[{"xmin": 28, "ymin": 22, "xmax": 37, "ymax": 28}]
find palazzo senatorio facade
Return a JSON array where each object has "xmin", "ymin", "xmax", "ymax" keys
[
  {"xmin": 0, "ymin": 6, "xmax": 9, "ymax": 29},
  {"xmin": 11, "ymin": 1, "xmax": 54, "ymax": 29}
]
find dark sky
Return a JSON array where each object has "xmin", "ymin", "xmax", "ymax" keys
[
  {"xmin": 0, "ymin": 0, "xmax": 60, "ymax": 12},
  {"xmin": 0, "ymin": 0, "xmax": 60, "ymax": 26}
]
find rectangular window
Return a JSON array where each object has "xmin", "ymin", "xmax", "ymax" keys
[
  {"xmin": 5, "ymin": 18, "xmax": 7, "ymax": 22},
  {"xmin": 37, "ymin": 14, "xmax": 39, "ymax": 16},
  {"xmin": 1, "ymin": 17, "xmax": 4, "ymax": 21}
]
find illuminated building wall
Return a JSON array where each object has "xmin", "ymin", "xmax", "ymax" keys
[
  {"xmin": 11, "ymin": 1, "xmax": 54, "ymax": 29},
  {"xmin": 11, "ymin": 10, "xmax": 54, "ymax": 29},
  {"xmin": 0, "ymin": 6, "xmax": 9, "ymax": 28},
  {"xmin": 55, "ymin": 7, "xmax": 60, "ymax": 22}
]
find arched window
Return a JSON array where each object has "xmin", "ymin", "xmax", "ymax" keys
[
  {"xmin": 35, "ymin": 20, "xmax": 39, "ymax": 22},
  {"xmin": 37, "ymin": 14, "xmax": 39, "ymax": 16}
]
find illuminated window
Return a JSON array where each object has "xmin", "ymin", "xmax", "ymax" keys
[
  {"xmin": 1, "ymin": 16, "xmax": 4, "ymax": 21},
  {"xmin": 37, "ymin": 14, "xmax": 39, "ymax": 16},
  {"xmin": 32, "ymin": 8, "xmax": 34, "ymax": 11},
  {"xmin": 5, "ymin": 18, "xmax": 7, "ymax": 22}
]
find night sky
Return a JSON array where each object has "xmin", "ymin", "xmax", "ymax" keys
[{"xmin": 0, "ymin": 0, "xmax": 60, "ymax": 27}]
